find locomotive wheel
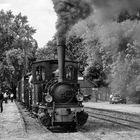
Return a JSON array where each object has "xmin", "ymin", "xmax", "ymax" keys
[
  {"xmin": 40, "ymin": 114, "xmax": 51, "ymax": 127},
  {"xmin": 76, "ymin": 111, "xmax": 88, "ymax": 126}
]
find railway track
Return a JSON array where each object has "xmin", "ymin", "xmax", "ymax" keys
[{"xmin": 85, "ymin": 107, "xmax": 140, "ymax": 130}]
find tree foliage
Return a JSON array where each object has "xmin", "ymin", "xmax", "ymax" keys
[
  {"xmin": 0, "ymin": 10, "xmax": 37, "ymax": 92},
  {"xmin": 36, "ymin": 38, "xmax": 57, "ymax": 60},
  {"xmin": 66, "ymin": 35, "xmax": 87, "ymax": 67},
  {"xmin": 84, "ymin": 62, "xmax": 107, "ymax": 87},
  {"xmin": 0, "ymin": 10, "xmax": 36, "ymax": 60}
]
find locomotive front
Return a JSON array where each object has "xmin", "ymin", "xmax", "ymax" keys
[{"xmin": 35, "ymin": 60, "xmax": 88, "ymax": 128}]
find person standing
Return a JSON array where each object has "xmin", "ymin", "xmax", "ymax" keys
[
  {"xmin": 4, "ymin": 92, "xmax": 8, "ymax": 103},
  {"xmin": 10, "ymin": 93, "xmax": 14, "ymax": 102},
  {"xmin": 0, "ymin": 92, "xmax": 4, "ymax": 112},
  {"xmin": 109, "ymin": 94, "xmax": 113, "ymax": 104}
]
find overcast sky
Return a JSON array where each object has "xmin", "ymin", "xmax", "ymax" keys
[{"xmin": 0, "ymin": 0, "xmax": 57, "ymax": 48}]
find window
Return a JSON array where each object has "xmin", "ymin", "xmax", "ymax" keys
[
  {"xmin": 35, "ymin": 66, "xmax": 45, "ymax": 81},
  {"xmin": 65, "ymin": 65, "xmax": 75, "ymax": 80}
]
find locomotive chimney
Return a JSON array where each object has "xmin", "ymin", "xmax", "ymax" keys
[{"xmin": 57, "ymin": 37, "xmax": 65, "ymax": 82}]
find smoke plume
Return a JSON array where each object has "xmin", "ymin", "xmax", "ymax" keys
[{"xmin": 52, "ymin": 0, "xmax": 92, "ymax": 41}]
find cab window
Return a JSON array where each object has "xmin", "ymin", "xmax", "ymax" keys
[
  {"xmin": 35, "ymin": 66, "xmax": 45, "ymax": 81},
  {"xmin": 65, "ymin": 65, "xmax": 75, "ymax": 81}
]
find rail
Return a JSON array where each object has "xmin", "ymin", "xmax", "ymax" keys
[{"xmin": 85, "ymin": 107, "xmax": 140, "ymax": 130}]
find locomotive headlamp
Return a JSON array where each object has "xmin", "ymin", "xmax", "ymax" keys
[
  {"xmin": 76, "ymin": 93, "xmax": 84, "ymax": 102},
  {"xmin": 45, "ymin": 93, "xmax": 53, "ymax": 103}
]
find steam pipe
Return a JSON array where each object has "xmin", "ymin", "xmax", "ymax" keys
[{"xmin": 57, "ymin": 37, "xmax": 65, "ymax": 82}]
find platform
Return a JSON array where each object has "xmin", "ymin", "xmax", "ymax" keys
[
  {"xmin": 0, "ymin": 100, "xmax": 27, "ymax": 140},
  {"xmin": 83, "ymin": 101, "xmax": 140, "ymax": 115}
]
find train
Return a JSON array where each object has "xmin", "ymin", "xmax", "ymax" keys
[{"xmin": 16, "ymin": 40, "xmax": 88, "ymax": 129}]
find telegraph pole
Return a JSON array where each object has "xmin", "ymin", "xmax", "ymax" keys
[
  {"xmin": 23, "ymin": 45, "xmax": 27, "ymax": 75},
  {"xmin": 22, "ymin": 38, "xmax": 28, "ymax": 76}
]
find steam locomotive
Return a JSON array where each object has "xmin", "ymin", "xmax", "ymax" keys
[{"xmin": 17, "ymin": 40, "xmax": 88, "ymax": 129}]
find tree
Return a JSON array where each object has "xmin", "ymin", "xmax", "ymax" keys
[
  {"xmin": 0, "ymin": 10, "xmax": 36, "ymax": 60},
  {"xmin": 84, "ymin": 62, "xmax": 107, "ymax": 88},
  {"xmin": 66, "ymin": 35, "xmax": 87, "ymax": 69},
  {"xmin": 4, "ymin": 40, "xmax": 37, "ymax": 94},
  {"xmin": 36, "ymin": 37, "xmax": 57, "ymax": 60},
  {"xmin": 0, "ymin": 10, "xmax": 37, "ymax": 95}
]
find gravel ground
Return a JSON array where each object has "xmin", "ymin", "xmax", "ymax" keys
[
  {"xmin": 1, "ymin": 101, "xmax": 140, "ymax": 140},
  {"xmin": 80, "ymin": 117, "xmax": 140, "ymax": 140},
  {"xmin": 17, "ymin": 102, "xmax": 140, "ymax": 140}
]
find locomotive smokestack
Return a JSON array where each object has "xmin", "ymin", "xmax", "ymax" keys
[{"xmin": 57, "ymin": 37, "xmax": 65, "ymax": 82}]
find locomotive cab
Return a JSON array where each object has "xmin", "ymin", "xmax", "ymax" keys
[{"xmin": 30, "ymin": 60, "xmax": 88, "ymax": 129}]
